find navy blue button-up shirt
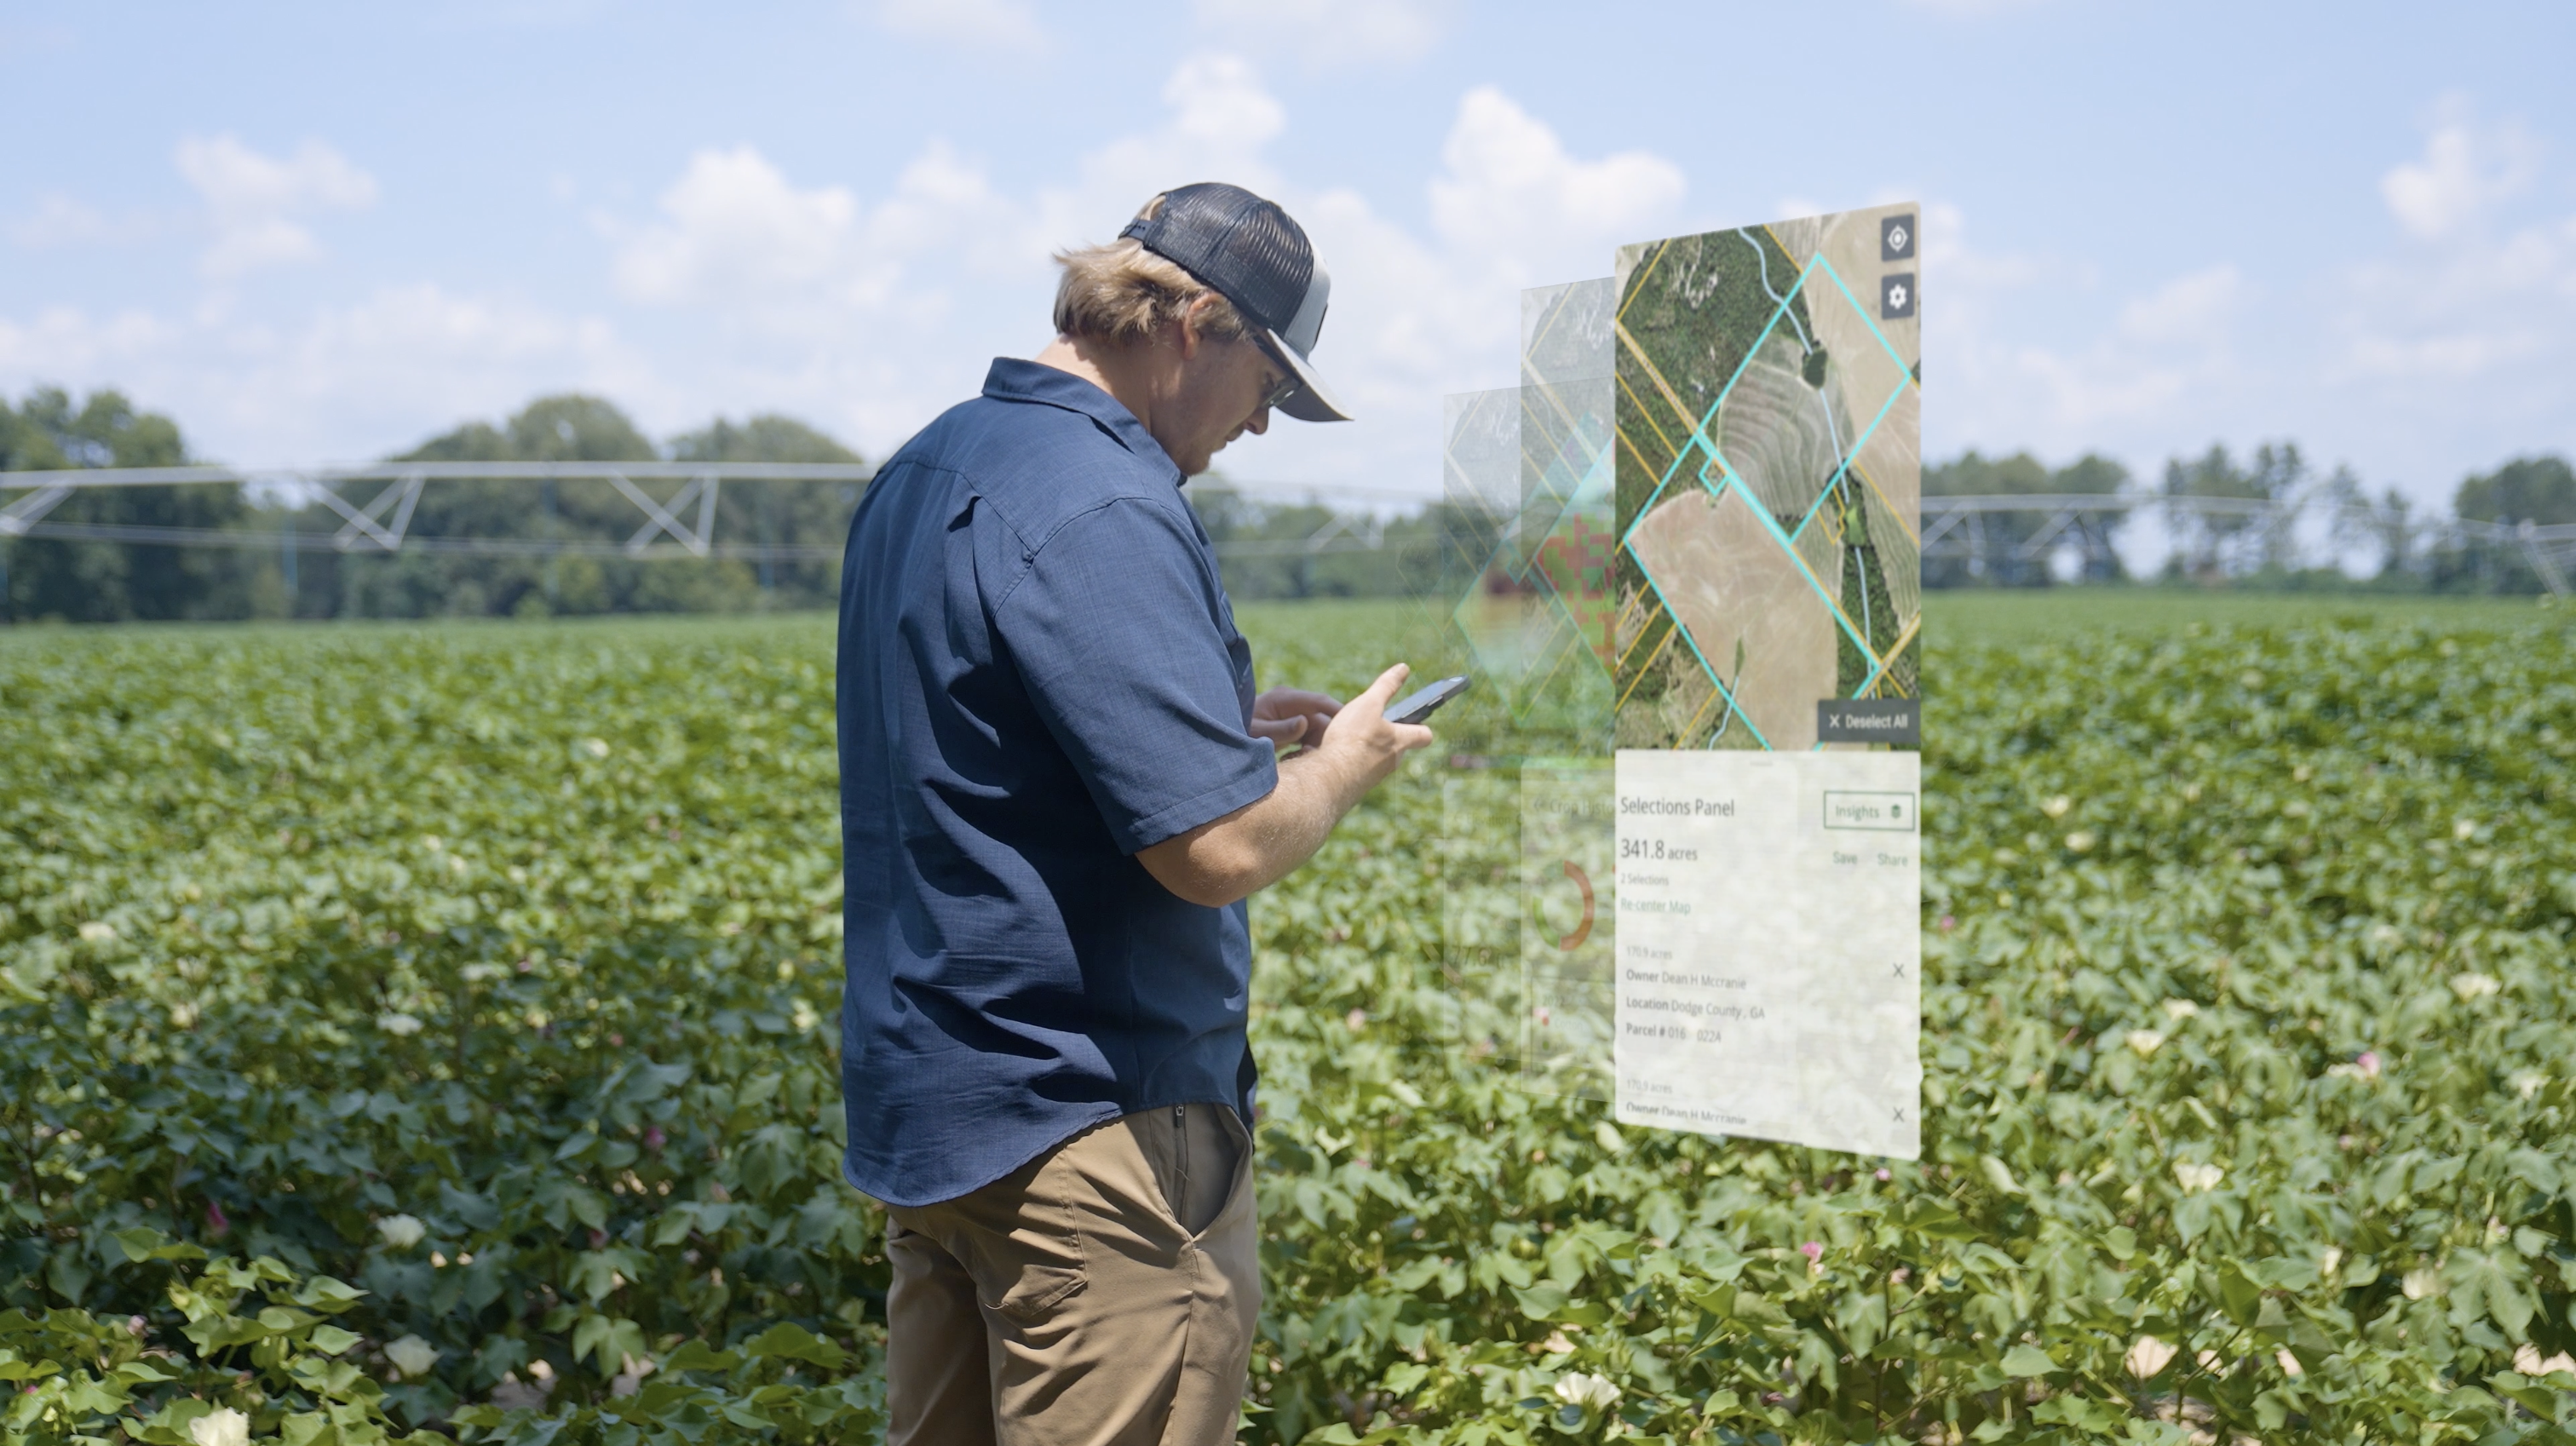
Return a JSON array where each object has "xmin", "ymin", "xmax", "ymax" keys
[{"xmin": 836, "ymin": 358, "xmax": 1278, "ymax": 1208}]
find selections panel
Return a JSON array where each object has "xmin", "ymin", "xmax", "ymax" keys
[{"xmin": 1613, "ymin": 749, "xmax": 1921, "ymax": 1158}]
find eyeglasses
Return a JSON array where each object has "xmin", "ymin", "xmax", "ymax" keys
[{"xmin": 1251, "ymin": 339, "xmax": 1302, "ymax": 413}]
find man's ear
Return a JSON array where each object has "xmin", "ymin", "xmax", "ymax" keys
[{"xmin": 1174, "ymin": 293, "xmax": 1222, "ymax": 359}]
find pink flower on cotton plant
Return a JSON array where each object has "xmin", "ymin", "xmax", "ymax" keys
[
  {"xmin": 2357, "ymin": 1051, "xmax": 2382, "ymax": 1079},
  {"xmin": 205, "ymin": 1201, "xmax": 230, "ymax": 1237},
  {"xmin": 1799, "ymin": 1241, "xmax": 1824, "ymax": 1263}
]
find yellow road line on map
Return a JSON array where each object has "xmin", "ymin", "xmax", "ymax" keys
[
  {"xmin": 1844, "ymin": 459, "xmax": 1921, "ymax": 549},
  {"xmin": 1613, "ymin": 591, "xmax": 1651, "ymax": 660},
  {"xmin": 1614, "ymin": 323, "xmax": 1705, "ymax": 451},
  {"xmin": 1681, "ymin": 675, "xmax": 1728, "ymax": 741},
  {"xmin": 1614, "ymin": 372, "xmax": 1677, "ymax": 464},
  {"xmin": 1618, "ymin": 429, "xmax": 1672, "ymax": 491},
  {"xmin": 1867, "ymin": 615, "xmax": 1921, "ymax": 698},
  {"xmin": 1616, "ymin": 239, "xmax": 1671, "ymax": 322},
  {"xmin": 1617, "ymin": 617, "xmax": 1682, "ymax": 711}
]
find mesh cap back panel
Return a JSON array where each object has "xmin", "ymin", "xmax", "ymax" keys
[{"xmin": 1128, "ymin": 184, "xmax": 1314, "ymax": 335}]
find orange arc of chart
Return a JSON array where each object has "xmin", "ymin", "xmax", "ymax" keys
[{"xmin": 1558, "ymin": 860, "xmax": 1595, "ymax": 950}]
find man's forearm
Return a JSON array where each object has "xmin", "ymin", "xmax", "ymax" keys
[
  {"xmin": 1136, "ymin": 663, "xmax": 1434, "ymax": 909},
  {"xmin": 1136, "ymin": 748, "xmax": 1376, "ymax": 908}
]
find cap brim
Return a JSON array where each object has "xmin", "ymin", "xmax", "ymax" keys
[{"xmin": 1263, "ymin": 327, "xmax": 1350, "ymax": 422}]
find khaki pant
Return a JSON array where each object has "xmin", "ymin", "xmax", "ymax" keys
[{"xmin": 881, "ymin": 1104, "xmax": 1257, "ymax": 1446}]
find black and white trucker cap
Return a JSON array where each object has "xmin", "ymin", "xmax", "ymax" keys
[{"xmin": 1119, "ymin": 182, "xmax": 1349, "ymax": 422}]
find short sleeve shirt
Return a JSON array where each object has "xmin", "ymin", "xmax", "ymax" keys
[{"xmin": 836, "ymin": 358, "xmax": 1278, "ymax": 1208}]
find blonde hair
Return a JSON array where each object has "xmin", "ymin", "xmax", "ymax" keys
[{"xmin": 1051, "ymin": 230, "xmax": 1250, "ymax": 347}]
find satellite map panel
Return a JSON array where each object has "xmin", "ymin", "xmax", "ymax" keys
[{"xmin": 1613, "ymin": 204, "xmax": 1923, "ymax": 751}]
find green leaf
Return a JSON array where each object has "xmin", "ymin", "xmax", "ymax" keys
[
  {"xmin": 740, "ymin": 1322, "xmax": 847, "ymax": 1369},
  {"xmin": 660, "ymin": 1340, "xmax": 739, "ymax": 1374},
  {"xmin": 2001, "ymin": 1344, "xmax": 2056, "ymax": 1377},
  {"xmin": 108, "ymin": 1228, "xmax": 209, "ymax": 1265}
]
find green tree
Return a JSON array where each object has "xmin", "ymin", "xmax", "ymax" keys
[
  {"xmin": 2455, "ymin": 454, "xmax": 2576, "ymax": 526},
  {"xmin": 1187, "ymin": 478, "xmax": 1441, "ymax": 601},
  {"xmin": 2441, "ymin": 453, "xmax": 2574, "ymax": 594},
  {"xmin": 2160, "ymin": 441, "xmax": 2305, "ymax": 579},
  {"xmin": 0, "ymin": 387, "xmax": 270, "ymax": 623},
  {"xmin": 291, "ymin": 396, "xmax": 869, "ymax": 619},
  {"xmin": 1923, "ymin": 450, "xmax": 2130, "ymax": 588}
]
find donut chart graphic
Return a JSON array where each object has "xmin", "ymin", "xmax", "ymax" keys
[{"xmin": 1557, "ymin": 859, "xmax": 1595, "ymax": 950}]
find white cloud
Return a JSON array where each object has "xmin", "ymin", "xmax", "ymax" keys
[
  {"xmin": 1192, "ymin": 0, "xmax": 1452, "ymax": 66},
  {"xmin": 0, "ymin": 284, "xmax": 646, "ymax": 464},
  {"xmin": 7, "ymin": 194, "xmax": 156, "ymax": 250},
  {"xmin": 1903, "ymin": 199, "xmax": 2239, "ymax": 460},
  {"xmin": 1429, "ymin": 87, "xmax": 1686, "ymax": 274},
  {"xmin": 2118, "ymin": 264, "xmax": 2245, "ymax": 346},
  {"xmin": 0, "ymin": 306, "xmax": 176, "ymax": 376},
  {"xmin": 2337, "ymin": 100, "xmax": 2572, "ymax": 399},
  {"xmin": 612, "ymin": 146, "xmax": 862, "ymax": 304},
  {"xmin": 870, "ymin": 0, "xmax": 1044, "ymax": 51},
  {"xmin": 1044, "ymin": 52, "xmax": 1288, "ymax": 237},
  {"xmin": 608, "ymin": 139, "xmax": 1018, "ymax": 333},
  {"xmin": 2379, "ymin": 98, "xmax": 2540, "ymax": 241},
  {"xmin": 174, "ymin": 135, "xmax": 378, "ymax": 278}
]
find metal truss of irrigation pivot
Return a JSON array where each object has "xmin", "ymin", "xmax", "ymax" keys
[
  {"xmin": 0, "ymin": 463, "xmax": 1416, "ymax": 564},
  {"xmin": 1922, "ymin": 492, "xmax": 2576, "ymax": 597},
  {"xmin": 0, "ymin": 462, "xmax": 874, "ymax": 563}
]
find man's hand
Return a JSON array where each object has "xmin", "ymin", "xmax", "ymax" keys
[
  {"xmin": 1304, "ymin": 664, "xmax": 1434, "ymax": 791},
  {"xmin": 1251, "ymin": 686, "xmax": 1340, "ymax": 752},
  {"xmin": 1139, "ymin": 664, "xmax": 1435, "ymax": 907}
]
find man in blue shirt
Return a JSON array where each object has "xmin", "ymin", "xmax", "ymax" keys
[{"xmin": 837, "ymin": 183, "xmax": 1434, "ymax": 1444}]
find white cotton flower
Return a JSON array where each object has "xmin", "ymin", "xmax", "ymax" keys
[
  {"xmin": 1553, "ymin": 1371, "xmax": 1621, "ymax": 1409},
  {"xmin": 2512, "ymin": 1071, "xmax": 2546, "ymax": 1100},
  {"xmin": 2321, "ymin": 1247, "xmax": 2343, "ymax": 1278},
  {"xmin": 2125, "ymin": 1030, "xmax": 2165, "ymax": 1057},
  {"xmin": 2401, "ymin": 1267, "xmax": 2441, "ymax": 1301},
  {"xmin": 377, "ymin": 1214, "xmax": 426, "ymax": 1250},
  {"xmin": 2174, "ymin": 1162, "xmax": 2224, "ymax": 1194},
  {"xmin": 78, "ymin": 921, "xmax": 118, "ymax": 943},
  {"xmin": 583, "ymin": 737, "xmax": 611, "ymax": 759},
  {"xmin": 2161, "ymin": 999, "xmax": 2199, "ymax": 1021},
  {"xmin": 2125, "ymin": 1335, "xmax": 2177, "ymax": 1378},
  {"xmin": 2040, "ymin": 795, "xmax": 2072, "ymax": 819},
  {"xmin": 385, "ymin": 1334, "xmax": 441, "ymax": 1378},
  {"xmin": 189, "ymin": 1408, "xmax": 250, "ymax": 1446},
  {"xmin": 2452, "ymin": 818, "xmax": 2478, "ymax": 841},
  {"xmin": 377, "ymin": 1013, "xmax": 423, "ymax": 1036},
  {"xmin": 2450, "ymin": 973, "xmax": 2499, "ymax": 1001},
  {"xmin": 2064, "ymin": 830, "xmax": 2097, "ymax": 853}
]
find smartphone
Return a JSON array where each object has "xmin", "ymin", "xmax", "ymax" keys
[{"xmin": 1386, "ymin": 674, "xmax": 1470, "ymax": 726}]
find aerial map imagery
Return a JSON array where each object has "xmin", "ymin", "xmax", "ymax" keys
[
  {"xmin": 1438, "ymin": 279, "xmax": 1623, "ymax": 1099},
  {"xmin": 1612, "ymin": 204, "xmax": 1923, "ymax": 752}
]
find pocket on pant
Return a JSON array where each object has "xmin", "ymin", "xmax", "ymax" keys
[{"xmin": 963, "ymin": 1151, "xmax": 1090, "ymax": 1324}]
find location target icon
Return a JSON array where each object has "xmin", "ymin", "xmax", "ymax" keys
[{"xmin": 1881, "ymin": 212, "xmax": 1916, "ymax": 261}]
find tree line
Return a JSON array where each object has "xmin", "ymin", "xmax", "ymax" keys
[
  {"xmin": 3, "ymin": 384, "xmax": 2570, "ymax": 623},
  {"xmin": 1923, "ymin": 442, "xmax": 2571, "ymax": 592}
]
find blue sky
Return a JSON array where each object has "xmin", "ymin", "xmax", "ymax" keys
[{"xmin": 3, "ymin": 0, "xmax": 2571, "ymax": 508}]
